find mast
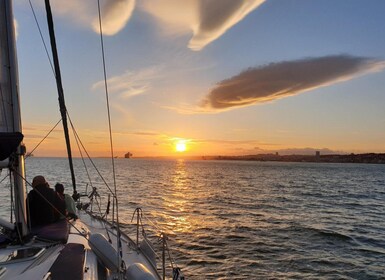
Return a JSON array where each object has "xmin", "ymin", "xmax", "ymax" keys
[
  {"xmin": 0, "ymin": 0, "xmax": 28, "ymax": 236},
  {"xmin": 43, "ymin": 0, "xmax": 77, "ymax": 195}
]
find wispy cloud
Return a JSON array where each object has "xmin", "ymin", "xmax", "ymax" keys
[
  {"xmin": 139, "ymin": 0, "xmax": 197, "ymax": 36},
  {"xmin": 49, "ymin": 1, "xmax": 94, "ymax": 28},
  {"xmin": 160, "ymin": 103, "xmax": 210, "ymax": 115},
  {"xmin": 109, "ymin": 130, "xmax": 161, "ymax": 137},
  {"xmin": 191, "ymin": 0, "xmax": 264, "ymax": 50},
  {"xmin": 201, "ymin": 55, "xmax": 385, "ymax": 112},
  {"xmin": 92, "ymin": 67, "xmax": 161, "ymax": 99},
  {"xmin": 132, "ymin": 131, "xmax": 159, "ymax": 136},
  {"xmin": 194, "ymin": 138, "xmax": 265, "ymax": 145},
  {"xmin": 140, "ymin": 0, "xmax": 264, "ymax": 50},
  {"xmin": 91, "ymin": 0, "xmax": 135, "ymax": 35},
  {"xmin": 48, "ymin": 0, "xmax": 134, "ymax": 35},
  {"xmin": 48, "ymin": 0, "xmax": 262, "ymax": 50}
]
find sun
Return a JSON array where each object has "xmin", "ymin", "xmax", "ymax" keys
[{"xmin": 175, "ymin": 141, "xmax": 186, "ymax": 152}]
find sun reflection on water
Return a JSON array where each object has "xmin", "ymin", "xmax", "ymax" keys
[
  {"xmin": 161, "ymin": 159, "xmax": 197, "ymax": 234},
  {"xmin": 146, "ymin": 159, "xmax": 228, "ymax": 240}
]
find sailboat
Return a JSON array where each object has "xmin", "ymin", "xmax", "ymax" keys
[{"xmin": 0, "ymin": 0, "xmax": 184, "ymax": 279}]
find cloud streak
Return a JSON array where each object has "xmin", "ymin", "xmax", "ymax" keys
[
  {"xmin": 92, "ymin": 67, "xmax": 162, "ymax": 99},
  {"xmin": 49, "ymin": 0, "xmax": 134, "ymax": 35},
  {"xmin": 92, "ymin": 0, "xmax": 135, "ymax": 35},
  {"xmin": 140, "ymin": 0, "xmax": 264, "ymax": 50},
  {"xmin": 191, "ymin": 0, "xmax": 265, "ymax": 50},
  {"xmin": 48, "ymin": 0, "xmax": 262, "ymax": 49},
  {"xmin": 201, "ymin": 55, "xmax": 385, "ymax": 111}
]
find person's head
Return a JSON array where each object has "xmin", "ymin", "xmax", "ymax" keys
[
  {"xmin": 55, "ymin": 183, "xmax": 64, "ymax": 194},
  {"xmin": 32, "ymin": 175, "xmax": 48, "ymax": 188}
]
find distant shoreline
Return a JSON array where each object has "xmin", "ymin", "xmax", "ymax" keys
[
  {"xmin": 136, "ymin": 153, "xmax": 385, "ymax": 164},
  {"xmin": 27, "ymin": 153, "xmax": 385, "ymax": 164},
  {"xmin": 199, "ymin": 153, "xmax": 385, "ymax": 164}
]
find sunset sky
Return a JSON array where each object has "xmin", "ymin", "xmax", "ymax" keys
[{"xmin": 13, "ymin": 0, "xmax": 385, "ymax": 157}]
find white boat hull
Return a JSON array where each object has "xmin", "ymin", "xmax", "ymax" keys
[{"xmin": 0, "ymin": 209, "xmax": 161, "ymax": 280}]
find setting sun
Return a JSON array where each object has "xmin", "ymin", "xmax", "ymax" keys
[{"xmin": 176, "ymin": 141, "xmax": 187, "ymax": 152}]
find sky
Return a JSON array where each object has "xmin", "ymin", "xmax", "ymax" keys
[{"xmin": 12, "ymin": 0, "xmax": 385, "ymax": 157}]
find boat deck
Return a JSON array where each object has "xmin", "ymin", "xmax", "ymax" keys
[{"xmin": 0, "ymin": 210, "xmax": 160, "ymax": 280}]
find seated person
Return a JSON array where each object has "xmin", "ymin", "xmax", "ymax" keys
[
  {"xmin": 55, "ymin": 183, "xmax": 78, "ymax": 219},
  {"xmin": 27, "ymin": 175, "xmax": 65, "ymax": 227}
]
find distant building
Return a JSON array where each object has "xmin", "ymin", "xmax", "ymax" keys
[
  {"xmin": 125, "ymin": 152, "xmax": 133, "ymax": 158},
  {"xmin": 315, "ymin": 151, "xmax": 320, "ymax": 161}
]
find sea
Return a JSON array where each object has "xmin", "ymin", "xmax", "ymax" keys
[{"xmin": 1, "ymin": 158, "xmax": 384, "ymax": 279}]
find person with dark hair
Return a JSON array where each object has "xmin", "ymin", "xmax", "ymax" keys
[
  {"xmin": 27, "ymin": 175, "xmax": 63, "ymax": 227},
  {"xmin": 55, "ymin": 183, "xmax": 78, "ymax": 220}
]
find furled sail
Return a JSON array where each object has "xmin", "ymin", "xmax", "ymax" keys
[
  {"xmin": 0, "ymin": 0, "xmax": 21, "ymax": 135},
  {"xmin": 0, "ymin": 0, "xmax": 28, "ymax": 237}
]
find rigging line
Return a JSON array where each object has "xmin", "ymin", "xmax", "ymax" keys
[
  {"xmin": 88, "ymin": 201, "xmax": 113, "ymax": 243},
  {"xmin": 89, "ymin": 190, "xmax": 103, "ymax": 217},
  {"xmin": 0, "ymin": 173, "xmax": 10, "ymax": 185},
  {"xmin": 94, "ymin": 195, "xmax": 103, "ymax": 216},
  {"xmin": 9, "ymin": 171, "xmax": 14, "ymax": 223},
  {"xmin": 96, "ymin": 0, "xmax": 118, "ymax": 207},
  {"xmin": 28, "ymin": 0, "xmax": 55, "ymax": 76},
  {"xmin": 25, "ymin": 118, "xmax": 61, "ymax": 159},
  {"xmin": 140, "ymin": 214, "xmax": 178, "ymax": 264},
  {"xmin": 7, "ymin": 169, "xmax": 27, "ymax": 241},
  {"xmin": 25, "ymin": 181, "xmax": 31, "ymax": 231},
  {"xmin": 67, "ymin": 113, "xmax": 94, "ymax": 191},
  {"xmin": 142, "ymin": 213, "xmax": 163, "ymax": 233},
  {"xmin": 142, "ymin": 236, "xmax": 162, "ymax": 261},
  {"xmin": 67, "ymin": 115, "xmax": 116, "ymax": 197},
  {"xmin": 44, "ymin": 0, "xmax": 77, "ymax": 193},
  {"xmin": 96, "ymin": 0, "xmax": 123, "ymax": 264},
  {"xmin": 13, "ymin": 178, "xmax": 27, "ymax": 241},
  {"xmin": 102, "ymin": 194, "xmax": 111, "ymax": 219},
  {"xmin": 165, "ymin": 238, "xmax": 177, "ymax": 268},
  {"xmin": 96, "ymin": 4, "xmax": 122, "ymax": 261}
]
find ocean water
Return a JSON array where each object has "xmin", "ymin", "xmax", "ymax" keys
[{"xmin": 1, "ymin": 158, "xmax": 385, "ymax": 279}]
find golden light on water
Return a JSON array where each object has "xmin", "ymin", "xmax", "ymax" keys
[
  {"xmin": 162, "ymin": 159, "xmax": 194, "ymax": 233},
  {"xmin": 161, "ymin": 159, "xmax": 224, "ymax": 235}
]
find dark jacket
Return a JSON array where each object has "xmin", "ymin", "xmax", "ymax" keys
[{"xmin": 27, "ymin": 184, "xmax": 63, "ymax": 227}]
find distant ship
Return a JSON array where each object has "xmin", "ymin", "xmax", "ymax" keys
[{"xmin": 125, "ymin": 152, "xmax": 133, "ymax": 158}]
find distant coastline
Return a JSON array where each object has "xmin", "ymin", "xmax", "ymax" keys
[
  {"xmin": 201, "ymin": 153, "xmax": 385, "ymax": 164},
  {"xmin": 27, "ymin": 153, "xmax": 385, "ymax": 164}
]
